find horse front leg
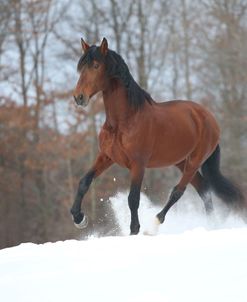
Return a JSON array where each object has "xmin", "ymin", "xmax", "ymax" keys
[
  {"xmin": 128, "ymin": 164, "xmax": 145, "ymax": 235},
  {"xmin": 70, "ymin": 153, "xmax": 113, "ymax": 229}
]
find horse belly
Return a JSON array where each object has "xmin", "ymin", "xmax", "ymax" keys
[
  {"xmin": 147, "ymin": 121, "xmax": 197, "ymax": 168},
  {"xmin": 147, "ymin": 144, "xmax": 195, "ymax": 168}
]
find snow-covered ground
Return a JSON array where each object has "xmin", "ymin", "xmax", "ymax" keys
[{"xmin": 1, "ymin": 191, "xmax": 247, "ymax": 302}]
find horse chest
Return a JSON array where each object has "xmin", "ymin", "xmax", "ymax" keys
[{"xmin": 99, "ymin": 128, "xmax": 130, "ymax": 168}]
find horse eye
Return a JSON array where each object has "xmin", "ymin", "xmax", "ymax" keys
[{"xmin": 94, "ymin": 63, "xmax": 99, "ymax": 69}]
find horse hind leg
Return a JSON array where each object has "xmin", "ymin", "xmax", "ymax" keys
[
  {"xmin": 156, "ymin": 185, "xmax": 185, "ymax": 224},
  {"xmin": 178, "ymin": 161, "xmax": 214, "ymax": 214},
  {"xmin": 190, "ymin": 171, "xmax": 214, "ymax": 215},
  {"xmin": 176, "ymin": 161, "xmax": 214, "ymax": 214},
  {"xmin": 156, "ymin": 158, "xmax": 203, "ymax": 224}
]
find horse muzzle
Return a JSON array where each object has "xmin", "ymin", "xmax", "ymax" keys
[{"xmin": 74, "ymin": 94, "xmax": 89, "ymax": 107}]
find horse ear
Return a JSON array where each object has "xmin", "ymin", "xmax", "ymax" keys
[
  {"xmin": 100, "ymin": 37, "xmax": 108, "ymax": 56},
  {"xmin": 81, "ymin": 38, "xmax": 90, "ymax": 53}
]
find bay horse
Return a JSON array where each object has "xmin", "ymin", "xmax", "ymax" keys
[{"xmin": 71, "ymin": 38, "xmax": 244, "ymax": 235}]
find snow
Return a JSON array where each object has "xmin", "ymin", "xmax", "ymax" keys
[{"xmin": 1, "ymin": 192, "xmax": 247, "ymax": 302}]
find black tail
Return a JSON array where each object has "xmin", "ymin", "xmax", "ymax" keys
[{"xmin": 202, "ymin": 145, "xmax": 244, "ymax": 206}]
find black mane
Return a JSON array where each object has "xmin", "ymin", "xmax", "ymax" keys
[{"xmin": 77, "ymin": 46, "xmax": 153, "ymax": 110}]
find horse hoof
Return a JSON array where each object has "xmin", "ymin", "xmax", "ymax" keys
[
  {"xmin": 156, "ymin": 212, "xmax": 165, "ymax": 224},
  {"xmin": 130, "ymin": 231, "xmax": 139, "ymax": 235},
  {"xmin": 74, "ymin": 215, "xmax": 88, "ymax": 229}
]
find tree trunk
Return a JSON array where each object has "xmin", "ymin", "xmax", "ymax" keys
[{"xmin": 181, "ymin": 0, "xmax": 192, "ymax": 99}]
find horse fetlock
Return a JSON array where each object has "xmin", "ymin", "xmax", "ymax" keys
[
  {"xmin": 156, "ymin": 211, "xmax": 165, "ymax": 224},
  {"xmin": 130, "ymin": 222, "xmax": 140, "ymax": 235}
]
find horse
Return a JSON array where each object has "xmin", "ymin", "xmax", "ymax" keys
[{"xmin": 71, "ymin": 37, "xmax": 244, "ymax": 235}]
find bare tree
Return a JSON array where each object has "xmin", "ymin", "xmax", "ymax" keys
[
  {"xmin": 0, "ymin": 0, "xmax": 11, "ymax": 78},
  {"xmin": 196, "ymin": 0, "xmax": 247, "ymax": 182}
]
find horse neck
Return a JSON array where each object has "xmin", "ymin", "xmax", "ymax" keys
[{"xmin": 102, "ymin": 79, "xmax": 135, "ymax": 129}]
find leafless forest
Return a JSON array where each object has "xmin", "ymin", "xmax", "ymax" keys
[{"xmin": 0, "ymin": 0, "xmax": 246, "ymax": 249}]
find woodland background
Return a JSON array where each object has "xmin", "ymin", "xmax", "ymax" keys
[{"xmin": 0, "ymin": 0, "xmax": 246, "ymax": 249}]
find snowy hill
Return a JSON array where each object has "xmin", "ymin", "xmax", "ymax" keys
[
  {"xmin": 1, "ymin": 229, "xmax": 247, "ymax": 302},
  {"xmin": 1, "ymin": 192, "xmax": 247, "ymax": 302}
]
